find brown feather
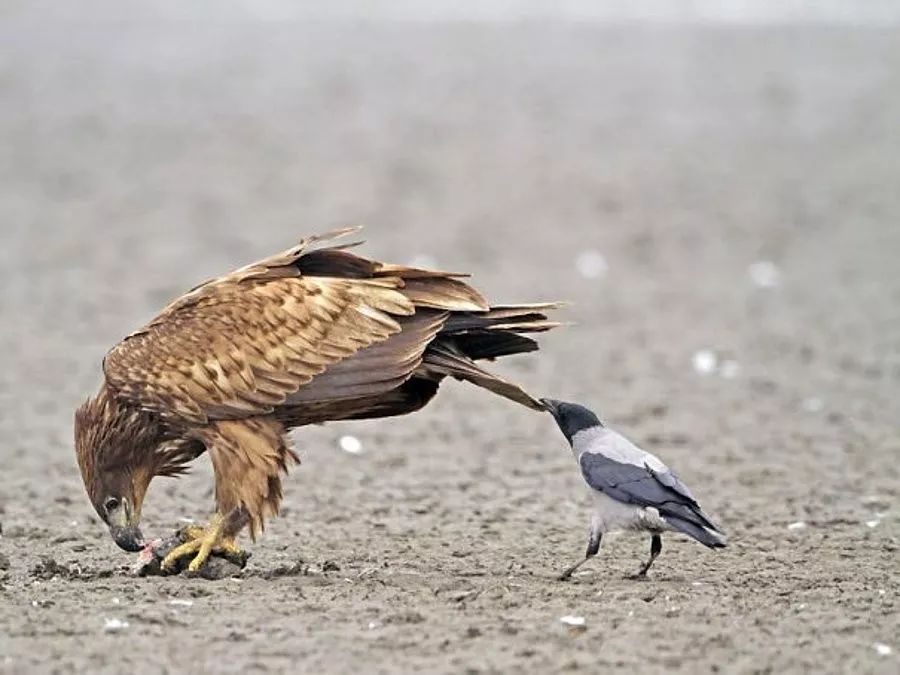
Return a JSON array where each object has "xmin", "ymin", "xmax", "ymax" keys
[
  {"xmin": 190, "ymin": 418, "xmax": 298, "ymax": 538},
  {"xmin": 419, "ymin": 344, "xmax": 545, "ymax": 410},
  {"xmin": 285, "ymin": 310, "xmax": 447, "ymax": 403}
]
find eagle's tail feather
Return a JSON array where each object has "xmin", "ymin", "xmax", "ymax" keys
[
  {"xmin": 439, "ymin": 303, "xmax": 562, "ymax": 360},
  {"xmin": 420, "ymin": 343, "xmax": 544, "ymax": 410}
]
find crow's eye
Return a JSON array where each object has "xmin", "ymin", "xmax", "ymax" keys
[{"xmin": 104, "ymin": 497, "xmax": 120, "ymax": 513}]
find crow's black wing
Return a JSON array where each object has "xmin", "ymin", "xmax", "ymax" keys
[{"xmin": 578, "ymin": 452, "xmax": 715, "ymax": 529}]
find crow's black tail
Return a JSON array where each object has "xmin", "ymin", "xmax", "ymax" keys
[{"xmin": 665, "ymin": 512, "xmax": 727, "ymax": 549}]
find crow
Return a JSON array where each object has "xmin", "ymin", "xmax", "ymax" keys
[{"xmin": 542, "ymin": 399, "xmax": 726, "ymax": 580}]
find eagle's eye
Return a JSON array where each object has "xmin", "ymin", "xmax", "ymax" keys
[{"xmin": 103, "ymin": 496, "xmax": 120, "ymax": 514}]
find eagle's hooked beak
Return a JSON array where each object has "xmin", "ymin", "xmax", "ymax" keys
[{"xmin": 106, "ymin": 499, "xmax": 145, "ymax": 552}]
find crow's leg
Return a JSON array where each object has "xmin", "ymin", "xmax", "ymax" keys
[
  {"xmin": 630, "ymin": 534, "xmax": 662, "ymax": 579},
  {"xmin": 558, "ymin": 522, "xmax": 602, "ymax": 581}
]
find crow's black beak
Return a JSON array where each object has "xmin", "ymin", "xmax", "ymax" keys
[
  {"xmin": 109, "ymin": 525, "xmax": 145, "ymax": 552},
  {"xmin": 540, "ymin": 398, "xmax": 561, "ymax": 414}
]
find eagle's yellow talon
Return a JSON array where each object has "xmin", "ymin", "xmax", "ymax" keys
[
  {"xmin": 188, "ymin": 534, "xmax": 217, "ymax": 572},
  {"xmin": 160, "ymin": 539, "xmax": 201, "ymax": 570},
  {"xmin": 180, "ymin": 525, "xmax": 207, "ymax": 540},
  {"xmin": 187, "ymin": 551, "xmax": 210, "ymax": 573},
  {"xmin": 218, "ymin": 539, "xmax": 242, "ymax": 556},
  {"xmin": 160, "ymin": 514, "xmax": 239, "ymax": 572}
]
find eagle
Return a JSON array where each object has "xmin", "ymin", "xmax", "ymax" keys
[{"xmin": 74, "ymin": 228, "xmax": 560, "ymax": 572}]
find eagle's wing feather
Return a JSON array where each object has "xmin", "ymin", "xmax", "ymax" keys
[
  {"xmin": 103, "ymin": 273, "xmax": 418, "ymax": 425},
  {"xmin": 284, "ymin": 310, "xmax": 448, "ymax": 404},
  {"xmin": 102, "ymin": 228, "xmax": 495, "ymax": 426}
]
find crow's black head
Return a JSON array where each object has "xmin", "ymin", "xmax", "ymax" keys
[{"xmin": 541, "ymin": 399, "xmax": 602, "ymax": 442}]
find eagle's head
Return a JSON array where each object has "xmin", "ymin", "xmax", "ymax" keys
[{"xmin": 74, "ymin": 387, "xmax": 159, "ymax": 552}]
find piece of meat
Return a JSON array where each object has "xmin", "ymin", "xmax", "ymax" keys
[{"xmin": 133, "ymin": 527, "xmax": 250, "ymax": 580}]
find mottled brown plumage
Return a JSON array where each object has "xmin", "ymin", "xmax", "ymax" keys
[{"xmin": 74, "ymin": 228, "xmax": 560, "ymax": 561}]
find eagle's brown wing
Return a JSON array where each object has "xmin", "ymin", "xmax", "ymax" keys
[{"xmin": 102, "ymin": 228, "xmax": 488, "ymax": 426}]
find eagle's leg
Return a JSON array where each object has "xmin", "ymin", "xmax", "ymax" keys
[{"xmin": 161, "ymin": 511, "xmax": 246, "ymax": 572}]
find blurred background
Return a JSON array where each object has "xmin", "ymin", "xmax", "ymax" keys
[{"xmin": 1, "ymin": 2, "xmax": 899, "ymax": 673}]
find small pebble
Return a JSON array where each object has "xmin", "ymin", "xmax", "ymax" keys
[
  {"xmin": 559, "ymin": 615, "xmax": 586, "ymax": 627},
  {"xmin": 865, "ymin": 520, "xmax": 880, "ymax": 528},
  {"xmin": 692, "ymin": 350, "xmax": 718, "ymax": 375},
  {"xmin": 748, "ymin": 261, "xmax": 781, "ymax": 288},
  {"xmin": 103, "ymin": 618, "xmax": 129, "ymax": 633},
  {"xmin": 873, "ymin": 643, "xmax": 892, "ymax": 656},
  {"xmin": 339, "ymin": 435, "xmax": 363, "ymax": 454},
  {"xmin": 787, "ymin": 521, "xmax": 806, "ymax": 531},
  {"xmin": 169, "ymin": 599, "xmax": 194, "ymax": 607},
  {"xmin": 575, "ymin": 250, "xmax": 608, "ymax": 279}
]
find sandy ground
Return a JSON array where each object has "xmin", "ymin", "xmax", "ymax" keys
[{"xmin": 1, "ymin": 11, "xmax": 899, "ymax": 675}]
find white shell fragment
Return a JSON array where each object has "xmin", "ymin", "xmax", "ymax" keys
[
  {"xmin": 873, "ymin": 643, "xmax": 893, "ymax": 656},
  {"xmin": 103, "ymin": 618, "xmax": 129, "ymax": 633},
  {"xmin": 865, "ymin": 520, "xmax": 880, "ymax": 528},
  {"xmin": 787, "ymin": 521, "xmax": 807, "ymax": 531},
  {"xmin": 692, "ymin": 350, "xmax": 718, "ymax": 375},
  {"xmin": 339, "ymin": 435, "xmax": 363, "ymax": 454},
  {"xmin": 575, "ymin": 250, "xmax": 608, "ymax": 279},
  {"xmin": 748, "ymin": 261, "xmax": 781, "ymax": 288},
  {"xmin": 559, "ymin": 615, "xmax": 586, "ymax": 627},
  {"xmin": 169, "ymin": 599, "xmax": 194, "ymax": 607}
]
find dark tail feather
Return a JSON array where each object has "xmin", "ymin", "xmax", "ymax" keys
[
  {"xmin": 442, "ymin": 303, "xmax": 561, "ymax": 334},
  {"xmin": 665, "ymin": 514, "xmax": 727, "ymax": 549},
  {"xmin": 449, "ymin": 331, "xmax": 539, "ymax": 360},
  {"xmin": 441, "ymin": 303, "xmax": 561, "ymax": 361},
  {"xmin": 420, "ymin": 303, "xmax": 562, "ymax": 408},
  {"xmin": 420, "ymin": 344, "xmax": 544, "ymax": 410}
]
